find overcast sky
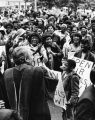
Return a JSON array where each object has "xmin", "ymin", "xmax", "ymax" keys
[{"xmin": 0, "ymin": 0, "xmax": 24, "ymax": 7}]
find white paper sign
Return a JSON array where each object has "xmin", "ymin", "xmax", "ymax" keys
[
  {"xmin": 53, "ymin": 72, "xmax": 67, "ymax": 109},
  {"xmin": 71, "ymin": 57, "xmax": 93, "ymax": 97}
]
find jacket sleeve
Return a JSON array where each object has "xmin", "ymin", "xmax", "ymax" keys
[
  {"xmin": 69, "ymin": 74, "xmax": 79, "ymax": 104},
  {"xmin": 75, "ymin": 99, "xmax": 94, "ymax": 120}
]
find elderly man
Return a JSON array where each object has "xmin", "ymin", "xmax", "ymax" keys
[{"xmin": 4, "ymin": 46, "xmax": 51, "ymax": 120}]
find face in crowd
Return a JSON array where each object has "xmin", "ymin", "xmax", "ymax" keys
[
  {"xmin": 73, "ymin": 36, "xmax": 80, "ymax": 45},
  {"xmin": 6, "ymin": 25, "xmax": 12, "ymax": 34},
  {"xmin": 47, "ymin": 25, "xmax": 54, "ymax": 34},
  {"xmin": 81, "ymin": 27, "xmax": 87, "ymax": 36},
  {"xmin": 37, "ymin": 28, "xmax": 43, "ymax": 36},
  {"xmin": 45, "ymin": 36, "xmax": 52, "ymax": 46},
  {"xmin": 30, "ymin": 36, "xmax": 39, "ymax": 47},
  {"xmin": 72, "ymin": 27, "xmax": 78, "ymax": 34},
  {"xmin": 80, "ymin": 36, "xmax": 91, "ymax": 52}
]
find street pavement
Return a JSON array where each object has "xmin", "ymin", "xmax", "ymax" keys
[{"xmin": 48, "ymin": 100, "xmax": 63, "ymax": 120}]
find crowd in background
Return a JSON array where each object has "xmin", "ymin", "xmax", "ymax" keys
[{"xmin": 0, "ymin": 5, "xmax": 95, "ymax": 120}]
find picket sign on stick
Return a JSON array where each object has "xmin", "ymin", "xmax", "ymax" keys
[{"xmin": 68, "ymin": 53, "xmax": 93, "ymax": 97}]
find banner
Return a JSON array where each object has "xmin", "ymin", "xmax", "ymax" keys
[{"xmin": 71, "ymin": 57, "xmax": 93, "ymax": 97}]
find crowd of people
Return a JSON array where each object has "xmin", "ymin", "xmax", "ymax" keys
[{"xmin": 0, "ymin": 5, "xmax": 95, "ymax": 120}]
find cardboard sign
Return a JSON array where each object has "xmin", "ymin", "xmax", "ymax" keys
[
  {"xmin": 54, "ymin": 72, "xmax": 67, "ymax": 109},
  {"xmin": 71, "ymin": 57, "xmax": 93, "ymax": 97}
]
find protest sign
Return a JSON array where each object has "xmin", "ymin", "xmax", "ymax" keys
[
  {"xmin": 53, "ymin": 72, "xmax": 67, "ymax": 109},
  {"xmin": 71, "ymin": 57, "xmax": 93, "ymax": 97}
]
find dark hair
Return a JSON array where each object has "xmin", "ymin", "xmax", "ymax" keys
[
  {"xmin": 91, "ymin": 19, "xmax": 95, "ymax": 24},
  {"xmin": 90, "ymin": 69, "xmax": 95, "ymax": 84},
  {"xmin": 48, "ymin": 15, "xmax": 56, "ymax": 23},
  {"xmin": 71, "ymin": 33, "xmax": 82, "ymax": 43},
  {"xmin": 81, "ymin": 35, "xmax": 92, "ymax": 50},
  {"xmin": 13, "ymin": 20, "xmax": 18, "ymax": 24},
  {"xmin": 0, "ymin": 30, "xmax": 5, "ymax": 36},
  {"xmin": 0, "ymin": 22, "xmax": 2, "ymax": 26},
  {"xmin": 52, "ymin": 34, "xmax": 60, "ymax": 45},
  {"xmin": 80, "ymin": 25, "xmax": 87, "ymax": 30},
  {"xmin": 42, "ymin": 32, "xmax": 53, "ymax": 44},
  {"xmin": 28, "ymin": 32, "xmax": 41, "ymax": 43},
  {"xmin": 67, "ymin": 59, "xmax": 76, "ymax": 70},
  {"xmin": 4, "ymin": 23, "xmax": 13, "ymax": 29},
  {"xmin": 45, "ymin": 24, "xmax": 55, "ymax": 31}
]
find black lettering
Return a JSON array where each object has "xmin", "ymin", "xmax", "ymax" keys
[
  {"xmin": 75, "ymin": 68, "xmax": 79, "ymax": 73},
  {"xmin": 54, "ymin": 98, "xmax": 61, "ymax": 104},
  {"xmin": 75, "ymin": 58, "xmax": 80, "ymax": 64},
  {"xmin": 79, "ymin": 68, "xmax": 85, "ymax": 75},
  {"xmin": 79, "ymin": 60, "xmax": 85, "ymax": 68},
  {"xmin": 85, "ymin": 62, "xmax": 92, "ymax": 69}
]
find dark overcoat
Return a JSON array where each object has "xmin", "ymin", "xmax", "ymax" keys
[
  {"xmin": 4, "ymin": 63, "xmax": 51, "ymax": 120},
  {"xmin": 75, "ymin": 85, "xmax": 95, "ymax": 120}
]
